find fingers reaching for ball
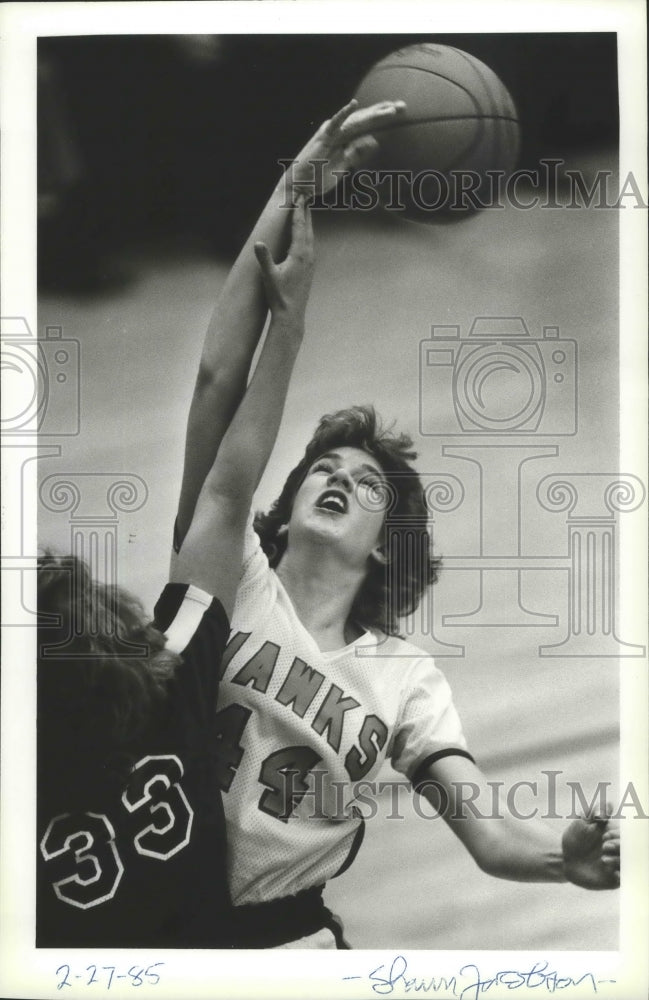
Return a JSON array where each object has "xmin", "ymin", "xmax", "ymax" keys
[
  {"xmin": 342, "ymin": 134, "xmax": 379, "ymax": 170},
  {"xmin": 321, "ymin": 99, "xmax": 359, "ymax": 136},
  {"xmin": 329, "ymin": 98, "xmax": 407, "ymax": 139},
  {"xmin": 291, "ymin": 99, "xmax": 406, "ymax": 197}
]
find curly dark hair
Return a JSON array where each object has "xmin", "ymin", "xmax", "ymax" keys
[
  {"xmin": 253, "ymin": 405, "xmax": 440, "ymax": 635},
  {"xmin": 37, "ymin": 553, "xmax": 180, "ymax": 784}
]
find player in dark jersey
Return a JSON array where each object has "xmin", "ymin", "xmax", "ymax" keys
[
  {"xmin": 36, "ymin": 194, "xmax": 315, "ymax": 947},
  {"xmin": 37, "ymin": 558, "xmax": 233, "ymax": 947}
]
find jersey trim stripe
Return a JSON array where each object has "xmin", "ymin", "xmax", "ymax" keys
[
  {"xmin": 330, "ymin": 816, "xmax": 366, "ymax": 880},
  {"xmin": 162, "ymin": 585, "xmax": 215, "ymax": 656},
  {"xmin": 411, "ymin": 748, "xmax": 476, "ymax": 794}
]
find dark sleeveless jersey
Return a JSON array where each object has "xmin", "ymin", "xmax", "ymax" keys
[{"xmin": 37, "ymin": 583, "xmax": 232, "ymax": 948}]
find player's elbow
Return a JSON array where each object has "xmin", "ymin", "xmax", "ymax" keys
[
  {"xmin": 195, "ymin": 349, "xmax": 248, "ymax": 397},
  {"xmin": 202, "ymin": 467, "xmax": 254, "ymax": 507},
  {"xmin": 473, "ymin": 848, "xmax": 510, "ymax": 879},
  {"xmin": 460, "ymin": 829, "xmax": 512, "ymax": 880},
  {"xmin": 203, "ymin": 438, "xmax": 263, "ymax": 506},
  {"xmin": 195, "ymin": 361, "xmax": 230, "ymax": 397}
]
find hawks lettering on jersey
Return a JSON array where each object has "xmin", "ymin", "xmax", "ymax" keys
[{"xmin": 220, "ymin": 633, "xmax": 389, "ymax": 784}]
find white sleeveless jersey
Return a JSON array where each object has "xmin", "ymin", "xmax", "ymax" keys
[{"xmin": 218, "ymin": 518, "xmax": 469, "ymax": 905}]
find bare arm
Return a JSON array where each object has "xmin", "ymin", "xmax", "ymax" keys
[
  {"xmin": 170, "ymin": 198, "xmax": 314, "ymax": 616},
  {"xmin": 176, "ymin": 99, "xmax": 406, "ymax": 546},
  {"xmin": 421, "ymin": 755, "xmax": 620, "ymax": 888}
]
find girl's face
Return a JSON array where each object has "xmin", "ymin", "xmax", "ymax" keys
[{"xmin": 287, "ymin": 446, "xmax": 389, "ymax": 569}]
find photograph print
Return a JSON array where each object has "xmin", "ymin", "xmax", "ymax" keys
[{"xmin": 1, "ymin": 3, "xmax": 647, "ymax": 999}]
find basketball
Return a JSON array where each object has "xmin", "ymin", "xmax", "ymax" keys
[{"xmin": 353, "ymin": 43, "xmax": 521, "ymax": 222}]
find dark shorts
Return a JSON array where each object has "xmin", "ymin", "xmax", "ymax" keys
[{"xmin": 231, "ymin": 885, "xmax": 350, "ymax": 949}]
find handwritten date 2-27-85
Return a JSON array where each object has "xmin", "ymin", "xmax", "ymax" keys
[{"xmin": 56, "ymin": 963, "xmax": 164, "ymax": 991}]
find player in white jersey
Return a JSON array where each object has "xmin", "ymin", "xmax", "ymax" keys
[
  {"xmin": 175, "ymin": 102, "xmax": 620, "ymax": 949},
  {"xmin": 214, "ymin": 435, "xmax": 472, "ymax": 939}
]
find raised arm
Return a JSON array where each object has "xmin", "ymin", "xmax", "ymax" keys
[
  {"xmin": 170, "ymin": 197, "xmax": 314, "ymax": 616},
  {"xmin": 175, "ymin": 99, "xmax": 406, "ymax": 546},
  {"xmin": 420, "ymin": 754, "xmax": 620, "ymax": 889}
]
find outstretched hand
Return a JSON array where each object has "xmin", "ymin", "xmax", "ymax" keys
[
  {"xmin": 562, "ymin": 808, "xmax": 620, "ymax": 890},
  {"xmin": 288, "ymin": 98, "xmax": 406, "ymax": 197},
  {"xmin": 254, "ymin": 194, "xmax": 314, "ymax": 325}
]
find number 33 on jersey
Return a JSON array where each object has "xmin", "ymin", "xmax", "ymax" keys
[{"xmin": 39, "ymin": 755, "xmax": 192, "ymax": 909}]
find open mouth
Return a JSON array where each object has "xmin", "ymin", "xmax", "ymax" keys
[{"xmin": 315, "ymin": 489, "xmax": 348, "ymax": 515}]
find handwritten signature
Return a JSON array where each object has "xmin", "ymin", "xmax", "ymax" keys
[{"xmin": 344, "ymin": 955, "xmax": 616, "ymax": 997}]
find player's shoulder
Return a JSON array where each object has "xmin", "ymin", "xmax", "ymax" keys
[
  {"xmin": 355, "ymin": 629, "xmax": 445, "ymax": 681},
  {"xmin": 383, "ymin": 632, "xmax": 431, "ymax": 658},
  {"xmin": 154, "ymin": 582, "xmax": 230, "ymax": 657},
  {"xmin": 356, "ymin": 628, "xmax": 432, "ymax": 659},
  {"xmin": 232, "ymin": 512, "xmax": 273, "ymax": 595}
]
